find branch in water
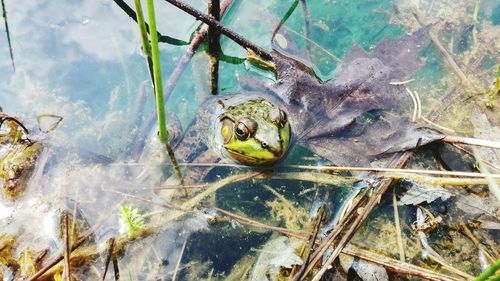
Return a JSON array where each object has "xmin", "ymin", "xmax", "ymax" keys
[
  {"xmin": 163, "ymin": 0, "xmax": 273, "ymax": 61},
  {"xmin": 112, "ymin": 0, "xmax": 189, "ymax": 45}
]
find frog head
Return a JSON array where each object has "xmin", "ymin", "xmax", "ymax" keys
[{"xmin": 217, "ymin": 98, "xmax": 291, "ymax": 165}]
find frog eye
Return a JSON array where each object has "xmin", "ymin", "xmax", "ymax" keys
[
  {"xmin": 269, "ymin": 107, "xmax": 288, "ymax": 126},
  {"xmin": 235, "ymin": 123, "xmax": 249, "ymax": 140},
  {"xmin": 279, "ymin": 110, "xmax": 287, "ymax": 125},
  {"xmin": 235, "ymin": 118, "xmax": 257, "ymax": 141}
]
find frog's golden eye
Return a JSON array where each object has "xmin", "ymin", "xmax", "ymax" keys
[
  {"xmin": 235, "ymin": 123, "xmax": 249, "ymax": 140},
  {"xmin": 235, "ymin": 118, "xmax": 257, "ymax": 141}
]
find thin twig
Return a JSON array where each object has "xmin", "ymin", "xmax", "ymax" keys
[
  {"xmin": 27, "ymin": 227, "xmax": 96, "ymax": 281},
  {"xmin": 300, "ymin": 189, "xmax": 370, "ymax": 280},
  {"xmin": 172, "ymin": 237, "xmax": 188, "ymax": 281},
  {"xmin": 165, "ymin": 143, "xmax": 186, "ymax": 196},
  {"xmin": 414, "ymin": 90, "xmax": 423, "ymax": 120},
  {"xmin": 461, "ymin": 225, "xmax": 496, "ymax": 263},
  {"xmin": 214, "ymin": 207, "xmax": 307, "ymax": 238},
  {"xmin": 291, "ymin": 194, "xmax": 326, "ymax": 281},
  {"xmin": 284, "ymin": 26, "xmax": 341, "ymax": 62},
  {"xmin": 405, "ymin": 87, "xmax": 418, "ymax": 121},
  {"xmin": 450, "ymin": 143, "xmax": 500, "ymax": 171},
  {"xmin": 102, "ymin": 238, "xmax": 115, "ymax": 281},
  {"xmin": 389, "ymin": 79, "xmax": 415, "ymax": 85},
  {"xmin": 343, "ymin": 244, "xmax": 462, "ymax": 281},
  {"xmin": 111, "ymin": 162, "xmax": 500, "ymax": 179},
  {"xmin": 413, "ymin": 12, "xmax": 468, "ymax": 84},
  {"xmin": 310, "ymin": 152, "xmax": 413, "ymax": 281},
  {"xmin": 112, "ymin": 0, "xmax": 189, "ymax": 45},
  {"xmin": 1, "ymin": 0, "xmax": 15, "ymax": 71},
  {"xmin": 284, "ymin": 164, "xmax": 500, "ymax": 179},
  {"xmin": 392, "ymin": 187, "xmax": 405, "ymax": 262},
  {"xmin": 112, "ymin": 254, "xmax": 120, "ymax": 281},
  {"xmin": 63, "ymin": 211, "xmax": 71, "ymax": 281},
  {"xmin": 441, "ymin": 135, "xmax": 500, "ymax": 149},
  {"xmin": 421, "ymin": 116, "xmax": 456, "ymax": 133}
]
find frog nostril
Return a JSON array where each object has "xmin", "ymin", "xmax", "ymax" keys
[{"xmin": 261, "ymin": 142, "xmax": 269, "ymax": 149}]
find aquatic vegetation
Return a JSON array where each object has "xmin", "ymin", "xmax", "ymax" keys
[
  {"xmin": 0, "ymin": 113, "xmax": 43, "ymax": 197},
  {"xmin": 119, "ymin": 205, "xmax": 145, "ymax": 238},
  {"xmin": 485, "ymin": 64, "xmax": 499, "ymax": 108},
  {"xmin": 0, "ymin": 0, "xmax": 499, "ymax": 280}
]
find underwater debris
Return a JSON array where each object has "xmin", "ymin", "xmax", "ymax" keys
[{"xmin": 0, "ymin": 112, "xmax": 43, "ymax": 197}]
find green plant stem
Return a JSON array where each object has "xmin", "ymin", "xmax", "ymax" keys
[
  {"xmin": 146, "ymin": 0, "xmax": 169, "ymax": 143},
  {"xmin": 133, "ymin": 0, "xmax": 154, "ymax": 83},
  {"xmin": 475, "ymin": 259, "xmax": 500, "ymax": 281}
]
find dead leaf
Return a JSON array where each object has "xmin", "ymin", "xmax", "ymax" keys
[{"xmin": 398, "ymin": 181, "xmax": 454, "ymax": 206}]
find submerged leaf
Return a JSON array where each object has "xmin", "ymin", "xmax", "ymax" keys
[
  {"xmin": 250, "ymin": 236, "xmax": 303, "ymax": 281},
  {"xmin": 398, "ymin": 181, "xmax": 454, "ymax": 206},
  {"xmin": 340, "ymin": 254, "xmax": 389, "ymax": 281},
  {"xmin": 268, "ymin": 26, "xmax": 443, "ymax": 166}
]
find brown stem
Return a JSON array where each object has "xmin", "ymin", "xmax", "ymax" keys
[
  {"xmin": 300, "ymin": 188, "xmax": 370, "ymax": 280},
  {"xmin": 102, "ymin": 238, "xmax": 115, "ymax": 281},
  {"xmin": 343, "ymin": 244, "xmax": 462, "ymax": 281},
  {"xmin": 291, "ymin": 197, "xmax": 326, "ymax": 281},
  {"xmin": 413, "ymin": 12, "xmax": 468, "ymax": 84},
  {"xmin": 112, "ymin": 255, "xmax": 120, "ymax": 281},
  {"xmin": 27, "ymin": 231, "xmax": 91, "ymax": 281},
  {"xmin": 213, "ymin": 207, "xmax": 307, "ymax": 238},
  {"xmin": 63, "ymin": 211, "xmax": 71, "ymax": 281},
  {"xmin": 310, "ymin": 153, "xmax": 413, "ymax": 281},
  {"xmin": 165, "ymin": 143, "xmax": 186, "ymax": 197},
  {"xmin": 208, "ymin": 0, "xmax": 221, "ymax": 95}
]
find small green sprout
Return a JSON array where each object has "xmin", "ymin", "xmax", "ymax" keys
[{"xmin": 119, "ymin": 205, "xmax": 145, "ymax": 238}]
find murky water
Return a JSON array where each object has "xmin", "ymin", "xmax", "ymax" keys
[{"xmin": 1, "ymin": 0, "xmax": 499, "ymax": 280}]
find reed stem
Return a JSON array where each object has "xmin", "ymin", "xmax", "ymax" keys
[
  {"xmin": 146, "ymin": 0, "xmax": 169, "ymax": 143},
  {"xmin": 133, "ymin": 0, "xmax": 154, "ymax": 83}
]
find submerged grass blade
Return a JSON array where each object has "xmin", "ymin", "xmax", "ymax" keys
[
  {"xmin": 272, "ymin": 0, "xmax": 299, "ymax": 37},
  {"xmin": 1, "ymin": 0, "xmax": 15, "ymax": 71},
  {"xmin": 475, "ymin": 259, "xmax": 500, "ymax": 281},
  {"xmin": 145, "ymin": 0, "xmax": 169, "ymax": 142}
]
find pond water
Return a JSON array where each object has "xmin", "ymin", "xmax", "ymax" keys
[{"xmin": 1, "ymin": 0, "xmax": 499, "ymax": 280}]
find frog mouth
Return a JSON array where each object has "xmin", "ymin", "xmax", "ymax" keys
[{"xmin": 225, "ymin": 148, "xmax": 281, "ymax": 165}]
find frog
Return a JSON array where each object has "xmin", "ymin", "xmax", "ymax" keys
[
  {"xmin": 216, "ymin": 98, "xmax": 290, "ymax": 164},
  {"xmin": 167, "ymin": 26, "xmax": 442, "ymax": 183}
]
